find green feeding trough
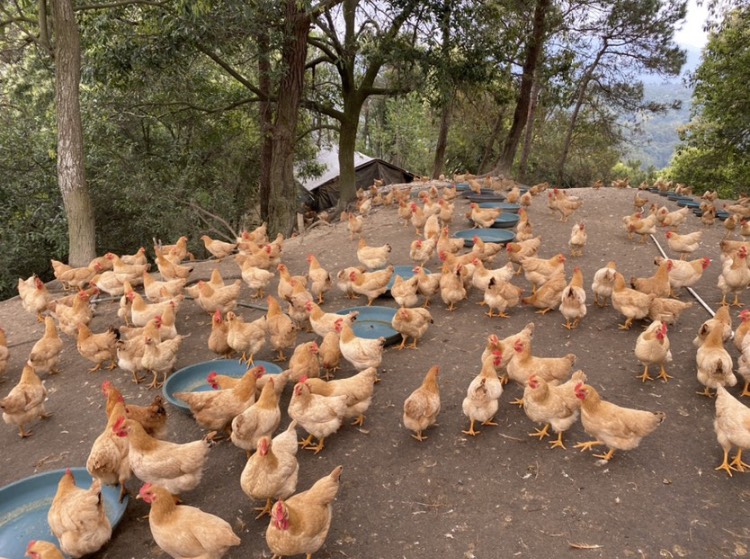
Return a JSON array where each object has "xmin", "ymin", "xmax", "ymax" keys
[{"xmin": 453, "ymin": 229, "xmax": 515, "ymax": 247}]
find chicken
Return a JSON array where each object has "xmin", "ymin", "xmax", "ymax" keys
[
  {"xmin": 391, "ymin": 274, "xmax": 420, "ymax": 308},
  {"xmin": 634, "ymin": 321, "xmax": 672, "ymax": 382},
  {"xmin": 568, "ymin": 222, "xmax": 587, "ymax": 257},
  {"xmin": 648, "ymin": 296, "xmax": 693, "ymax": 325},
  {"xmin": 276, "ymin": 263, "xmax": 307, "ymax": 303},
  {"xmin": 25, "ymin": 540, "xmax": 64, "ymax": 559},
  {"xmin": 27, "ymin": 316, "xmax": 64, "ymax": 375},
  {"xmin": 555, "ymin": 197, "xmax": 583, "ymax": 222},
  {"xmin": 230, "ymin": 377, "xmax": 282, "ymax": 453},
  {"xmin": 318, "ymin": 330, "xmax": 343, "ymax": 376},
  {"xmin": 471, "ymin": 259, "xmax": 514, "ymax": 292},
  {"xmin": 86, "ymin": 403, "xmax": 131, "ymax": 502},
  {"xmin": 410, "ymin": 202, "xmax": 427, "ymax": 234},
  {"xmin": 666, "ymin": 230, "xmax": 702, "ymax": 259},
  {"xmin": 265, "ymin": 465, "xmax": 343, "ymax": 559},
  {"xmin": 693, "ymin": 304, "xmax": 733, "ymax": 348},
  {"xmin": 468, "ymin": 203, "xmax": 501, "ymax": 228},
  {"xmin": 505, "ymin": 186, "xmax": 521, "ymax": 203},
  {"xmin": 236, "ymin": 242, "xmax": 274, "ymax": 270},
  {"xmin": 239, "ymin": 258, "xmax": 275, "ymax": 299},
  {"xmin": 347, "ymin": 213, "xmax": 364, "ymax": 239},
  {"xmin": 633, "ymin": 191, "xmax": 648, "ymax": 209},
  {"xmin": 736, "ymin": 335, "xmax": 750, "ymax": 398},
  {"xmin": 142, "ymin": 334, "xmax": 184, "ymax": 389},
  {"xmin": 735, "ymin": 310, "xmax": 750, "ymax": 353},
  {"xmin": 655, "ymin": 256, "xmax": 710, "ymax": 293},
  {"xmin": 507, "ymin": 338, "xmax": 576, "ymax": 390},
  {"xmin": 199, "ymin": 234, "xmax": 236, "ymax": 260},
  {"xmin": 47, "ymin": 469, "xmax": 111, "ymax": 558},
  {"xmin": 612, "ymin": 272, "xmax": 656, "ymax": 330},
  {"xmin": 266, "ymin": 295, "xmax": 298, "ymax": 362},
  {"xmin": 409, "ymin": 237, "xmax": 437, "ymax": 266},
  {"xmin": 462, "ymin": 352, "xmax": 503, "ymax": 436},
  {"xmin": 523, "ymin": 370, "xmax": 587, "ymax": 449},
  {"xmin": 658, "ymin": 206, "xmax": 690, "ymax": 229},
  {"xmin": 76, "ymin": 323, "xmax": 119, "ymax": 372},
  {"xmin": 483, "ymin": 276, "xmax": 523, "ymax": 318},
  {"xmin": 397, "ymin": 200, "xmax": 412, "ymax": 227},
  {"xmin": 439, "ymin": 263, "xmax": 467, "ymax": 311},
  {"xmin": 117, "ymin": 418, "xmax": 213, "ymax": 494},
  {"xmin": 505, "ymin": 237, "xmax": 541, "ymax": 270},
  {"xmin": 128, "ymin": 291, "xmax": 180, "ymax": 328},
  {"xmin": 51, "ymin": 259, "xmax": 97, "ymax": 290},
  {"xmin": 0, "ymin": 328, "xmax": 7, "ymax": 378},
  {"xmin": 138, "ymin": 483, "xmax": 240, "ymax": 559},
  {"xmin": 226, "ymin": 311, "xmax": 267, "ymax": 364},
  {"xmin": 391, "ymin": 306, "xmax": 433, "ymax": 350},
  {"xmin": 625, "ymin": 212, "xmax": 658, "ymax": 243},
  {"xmin": 557, "ymin": 267, "xmax": 586, "ymax": 329},
  {"xmin": 176, "ymin": 366, "xmax": 261, "ymax": 431},
  {"xmin": 437, "ymin": 198, "xmax": 454, "ymax": 224},
  {"xmin": 718, "ymin": 246, "xmax": 750, "ymax": 306},
  {"xmin": 194, "ymin": 279, "xmax": 241, "ymax": 315},
  {"xmin": 287, "ymin": 378, "xmax": 347, "ymax": 453},
  {"xmin": 336, "ymin": 320, "xmax": 385, "ymax": 371},
  {"xmin": 106, "ymin": 253, "xmax": 150, "ymax": 286},
  {"xmin": 157, "ymin": 235, "xmax": 191, "ymax": 262},
  {"xmin": 155, "ymin": 249, "xmax": 193, "ymax": 281},
  {"xmin": 470, "ymin": 236, "xmax": 504, "ymax": 262},
  {"xmin": 349, "ymin": 266, "xmax": 394, "ymax": 305},
  {"xmin": 573, "ymin": 383, "xmax": 665, "ymax": 462},
  {"xmin": 141, "ymin": 273, "xmax": 184, "ymax": 304},
  {"xmin": 714, "ymin": 386, "xmax": 750, "ymax": 476},
  {"xmin": 306, "ymin": 367, "xmax": 377, "ymax": 427},
  {"xmin": 521, "ymin": 254, "xmax": 566, "ymax": 291},
  {"xmin": 305, "ymin": 254, "xmax": 331, "ymax": 304},
  {"xmin": 305, "ymin": 301, "xmax": 358, "ymax": 337},
  {"xmin": 48, "ymin": 290, "xmax": 93, "ymax": 337},
  {"xmin": 241, "ymin": 422, "xmax": 299, "ymax": 517},
  {"xmin": 103, "ymin": 382, "xmax": 168, "ymax": 439},
  {"xmin": 403, "ymin": 365, "xmax": 441, "ymax": 441},
  {"xmin": 522, "ymin": 271, "xmax": 567, "ymax": 315},
  {"xmin": 630, "ymin": 260, "xmax": 671, "ymax": 298},
  {"xmin": 356, "ymin": 238, "xmax": 392, "ymax": 270},
  {"xmin": 696, "ymin": 318, "xmax": 736, "ymax": 397},
  {"xmin": 413, "ymin": 265, "xmax": 441, "ymax": 307},
  {"xmin": 286, "ymin": 281, "xmax": 313, "ymax": 331},
  {"xmin": 334, "ymin": 265, "xmax": 364, "ymax": 299},
  {"xmin": 437, "ymin": 227, "xmax": 464, "ymax": 255},
  {"xmin": 0, "ymin": 363, "xmax": 50, "ymax": 437},
  {"xmin": 288, "ymin": 341, "xmax": 320, "ymax": 382},
  {"xmin": 587, "ymin": 261, "xmax": 616, "ymax": 308},
  {"xmin": 18, "ymin": 275, "xmax": 51, "ymax": 321}
]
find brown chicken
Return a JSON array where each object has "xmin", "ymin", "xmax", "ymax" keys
[
  {"xmin": 1, "ymin": 363, "xmax": 50, "ymax": 437},
  {"xmin": 176, "ymin": 365, "xmax": 261, "ymax": 431},
  {"xmin": 634, "ymin": 321, "xmax": 672, "ymax": 382},
  {"xmin": 48, "ymin": 469, "xmax": 112, "ymax": 558},
  {"xmin": 413, "ymin": 266, "xmax": 441, "ymax": 307},
  {"xmin": 226, "ymin": 311, "xmax": 267, "ymax": 364},
  {"xmin": 506, "ymin": 237, "xmax": 541, "ymax": 270},
  {"xmin": 523, "ymin": 370, "xmax": 587, "ymax": 449},
  {"xmin": 391, "ymin": 274, "xmax": 420, "ymax": 308},
  {"xmin": 239, "ymin": 258, "xmax": 275, "ymax": 298},
  {"xmin": 521, "ymin": 254, "xmax": 566, "ymax": 291},
  {"xmin": 103, "ymin": 381, "xmax": 168, "ymax": 439},
  {"xmin": 347, "ymin": 213, "xmax": 364, "ymax": 239},
  {"xmin": 276, "ymin": 263, "xmax": 307, "ymax": 303},
  {"xmin": 194, "ymin": 279, "xmax": 241, "ymax": 315},
  {"xmin": 306, "ymin": 367, "xmax": 378, "ymax": 427},
  {"xmin": 267, "ymin": 295, "xmax": 298, "ymax": 362},
  {"xmin": 25, "ymin": 540, "xmax": 65, "ymax": 559},
  {"xmin": 28, "ymin": 316, "xmax": 64, "ymax": 375},
  {"xmin": 718, "ymin": 246, "xmax": 750, "ymax": 306},
  {"xmin": 208, "ymin": 310, "xmax": 232, "ymax": 358},
  {"xmin": 76, "ymin": 323, "xmax": 119, "ymax": 372},
  {"xmin": 357, "ymin": 238, "xmax": 392, "ymax": 270},
  {"xmin": 648, "ymin": 297, "xmax": 693, "ymax": 324},
  {"xmin": 437, "ymin": 227, "xmax": 464, "ymax": 255},
  {"xmin": 693, "ymin": 304, "xmax": 733, "ymax": 348},
  {"xmin": 630, "ymin": 260, "xmax": 671, "ymax": 298},
  {"xmin": 51, "ymin": 259, "xmax": 97, "ymax": 290},
  {"xmin": 483, "ymin": 276, "xmax": 523, "ymax": 318},
  {"xmin": 86, "ymin": 404, "xmax": 131, "ymax": 502},
  {"xmin": 142, "ymin": 272, "xmax": 186, "ymax": 303},
  {"xmin": 241, "ymin": 422, "xmax": 299, "ymax": 517},
  {"xmin": 507, "ymin": 339, "xmax": 576, "ymax": 392},
  {"xmin": 403, "ymin": 365, "xmax": 441, "ymax": 441},
  {"xmin": 200, "ymin": 234, "xmax": 236, "ymax": 260},
  {"xmin": 138, "ymin": 483, "xmax": 240, "ymax": 559},
  {"xmin": 318, "ymin": 330, "xmax": 343, "ymax": 377},
  {"xmin": 735, "ymin": 309, "xmax": 750, "ymax": 353},
  {"xmin": 470, "ymin": 236, "xmax": 504, "ymax": 262},
  {"xmin": 409, "ymin": 237, "xmax": 437, "ymax": 267},
  {"xmin": 306, "ymin": 254, "xmax": 332, "ymax": 304},
  {"xmin": 469, "ymin": 203, "xmax": 501, "ymax": 228},
  {"xmin": 128, "ymin": 291, "xmax": 179, "ymax": 328},
  {"xmin": 696, "ymin": 319, "xmax": 736, "ymax": 397},
  {"xmin": 18, "ymin": 275, "xmax": 51, "ymax": 321},
  {"xmin": 288, "ymin": 378, "xmax": 347, "ymax": 453},
  {"xmin": 350, "ymin": 266, "xmax": 394, "ymax": 305},
  {"xmin": 568, "ymin": 222, "xmax": 587, "ymax": 257},
  {"xmin": 0, "ymin": 328, "xmax": 7, "ymax": 378},
  {"xmin": 522, "ymin": 271, "xmax": 567, "ymax": 315},
  {"xmin": 49, "ymin": 290, "xmax": 93, "ymax": 337},
  {"xmin": 462, "ymin": 352, "xmax": 504, "ymax": 436},
  {"xmin": 117, "ymin": 419, "xmax": 213, "ymax": 494},
  {"xmin": 573, "ymin": 383, "xmax": 665, "ymax": 462},
  {"xmin": 236, "ymin": 242, "xmax": 275, "ymax": 270},
  {"xmin": 231, "ymin": 377, "xmax": 282, "ymax": 453},
  {"xmin": 665, "ymin": 230, "xmax": 702, "ymax": 259},
  {"xmin": 337, "ymin": 319, "xmax": 385, "ymax": 371},
  {"xmin": 714, "ymin": 386, "xmax": 750, "ymax": 476},
  {"xmin": 391, "ymin": 306, "xmax": 433, "ymax": 350},
  {"xmin": 656, "ymin": 256, "xmax": 710, "ymax": 293},
  {"xmin": 265, "ymin": 465, "xmax": 343, "ymax": 559},
  {"xmin": 658, "ymin": 206, "xmax": 690, "ymax": 228},
  {"xmin": 439, "ymin": 262, "xmax": 467, "ymax": 311},
  {"xmin": 107, "ymin": 252, "xmax": 150, "ymax": 286},
  {"xmin": 612, "ymin": 272, "xmax": 656, "ymax": 330},
  {"xmin": 306, "ymin": 301, "xmax": 357, "ymax": 338},
  {"xmin": 288, "ymin": 341, "xmax": 320, "ymax": 382},
  {"xmin": 155, "ymin": 249, "xmax": 193, "ymax": 281}
]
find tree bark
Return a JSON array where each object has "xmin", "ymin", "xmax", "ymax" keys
[
  {"xmin": 495, "ymin": 0, "xmax": 549, "ymax": 174},
  {"xmin": 267, "ymin": 0, "xmax": 311, "ymax": 237},
  {"xmin": 51, "ymin": 0, "xmax": 96, "ymax": 266},
  {"xmin": 337, "ymin": 105, "xmax": 360, "ymax": 209},
  {"xmin": 432, "ymin": 92, "xmax": 453, "ymax": 179},
  {"xmin": 258, "ymin": 28, "xmax": 273, "ymax": 222},
  {"xmin": 479, "ymin": 109, "xmax": 505, "ymax": 174},
  {"xmin": 518, "ymin": 76, "xmax": 541, "ymax": 183}
]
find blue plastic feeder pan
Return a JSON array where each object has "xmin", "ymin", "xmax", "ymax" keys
[
  {"xmin": 452, "ymin": 229, "xmax": 515, "ymax": 247},
  {"xmin": 678, "ymin": 200, "xmax": 701, "ymax": 208},
  {"xmin": 163, "ymin": 359, "xmax": 282, "ymax": 412},
  {"xmin": 464, "ymin": 193, "xmax": 506, "ymax": 203},
  {"xmin": 386, "ymin": 265, "xmax": 430, "ymax": 291},
  {"xmin": 478, "ymin": 202, "xmax": 521, "ymax": 212},
  {"xmin": 335, "ymin": 306, "xmax": 400, "ymax": 346},
  {"xmin": 491, "ymin": 213, "xmax": 521, "ymax": 229}
]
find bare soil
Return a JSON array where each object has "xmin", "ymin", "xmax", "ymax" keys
[{"xmin": 2, "ymin": 186, "xmax": 749, "ymax": 559}]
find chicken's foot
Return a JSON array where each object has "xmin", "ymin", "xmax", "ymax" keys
[
  {"xmin": 299, "ymin": 434, "xmax": 315, "ymax": 448},
  {"xmin": 548, "ymin": 432, "xmax": 566, "ymax": 449},
  {"xmin": 307, "ymin": 437, "xmax": 327, "ymax": 454},
  {"xmin": 131, "ymin": 370, "xmax": 145, "ymax": 384},
  {"xmin": 563, "ymin": 319, "xmax": 574, "ymax": 330},
  {"xmin": 88, "ymin": 363, "xmax": 103, "ymax": 373},
  {"xmin": 730, "ymin": 449, "xmax": 750, "ymax": 472},
  {"xmin": 716, "ymin": 448, "xmax": 735, "ymax": 476},
  {"xmin": 254, "ymin": 497, "xmax": 273, "ymax": 519},
  {"xmin": 107, "ymin": 361, "xmax": 117, "ymax": 370},
  {"xmin": 146, "ymin": 372, "xmax": 162, "ymax": 389},
  {"xmin": 482, "ymin": 418, "xmax": 498, "ymax": 426},
  {"xmin": 118, "ymin": 484, "xmax": 128, "ymax": 503},
  {"xmin": 574, "ymin": 439, "xmax": 603, "ymax": 452},
  {"xmin": 510, "ymin": 397, "xmax": 524, "ymax": 407},
  {"xmin": 732, "ymin": 293, "xmax": 744, "ymax": 307},
  {"xmin": 397, "ymin": 335, "xmax": 408, "ymax": 350},
  {"xmin": 273, "ymin": 349, "xmax": 286, "ymax": 363},
  {"xmin": 535, "ymin": 307, "xmax": 553, "ymax": 315},
  {"xmin": 637, "ymin": 365, "xmax": 653, "ymax": 382},
  {"xmin": 696, "ymin": 386, "xmax": 714, "ymax": 397},
  {"xmin": 411, "ymin": 430, "xmax": 426, "ymax": 441},
  {"xmin": 408, "ymin": 339, "xmax": 419, "ymax": 349},
  {"xmin": 18, "ymin": 425, "xmax": 31, "ymax": 438},
  {"xmin": 618, "ymin": 318, "xmax": 634, "ymax": 330},
  {"xmin": 462, "ymin": 420, "xmax": 480, "ymax": 436},
  {"xmin": 593, "ymin": 448, "xmax": 615, "ymax": 461},
  {"xmin": 741, "ymin": 381, "xmax": 750, "ymax": 398},
  {"xmin": 351, "ymin": 414, "xmax": 366, "ymax": 427},
  {"xmin": 317, "ymin": 294, "xmax": 325, "ymax": 305},
  {"xmin": 657, "ymin": 365, "xmax": 673, "ymax": 382},
  {"xmin": 529, "ymin": 424, "xmax": 550, "ymax": 440}
]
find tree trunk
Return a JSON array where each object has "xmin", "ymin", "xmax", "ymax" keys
[
  {"xmin": 267, "ymin": 0, "xmax": 311, "ymax": 237},
  {"xmin": 51, "ymin": 0, "xmax": 96, "ymax": 266},
  {"xmin": 495, "ymin": 0, "xmax": 549, "ymax": 174},
  {"xmin": 337, "ymin": 108, "xmax": 360, "ymax": 209},
  {"xmin": 258, "ymin": 29, "xmax": 273, "ymax": 223},
  {"xmin": 432, "ymin": 92, "xmax": 453, "ymax": 179},
  {"xmin": 479, "ymin": 109, "xmax": 505, "ymax": 174},
  {"xmin": 518, "ymin": 76, "xmax": 541, "ymax": 183}
]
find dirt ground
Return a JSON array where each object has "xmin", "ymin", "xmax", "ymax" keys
[{"xmin": 2, "ymin": 186, "xmax": 750, "ymax": 559}]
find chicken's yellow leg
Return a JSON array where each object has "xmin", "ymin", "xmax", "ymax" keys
[
  {"xmin": 730, "ymin": 449, "xmax": 750, "ymax": 472},
  {"xmin": 657, "ymin": 364, "xmax": 673, "ymax": 382},
  {"xmin": 618, "ymin": 317, "xmax": 634, "ymax": 330},
  {"xmin": 462, "ymin": 419, "xmax": 480, "ymax": 436},
  {"xmin": 716, "ymin": 448, "xmax": 734, "ymax": 476},
  {"xmin": 741, "ymin": 381, "xmax": 750, "ymax": 398},
  {"xmin": 637, "ymin": 364, "xmax": 653, "ymax": 382},
  {"xmin": 299, "ymin": 434, "xmax": 314, "ymax": 448},
  {"xmin": 510, "ymin": 397, "xmax": 524, "ymax": 407},
  {"xmin": 696, "ymin": 386, "xmax": 714, "ymax": 397},
  {"xmin": 733, "ymin": 293, "xmax": 744, "ymax": 308},
  {"xmin": 574, "ymin": 439, "xmax": 603, "ymax": 452},
  {"xmin": 397, "ymin": 335, "xmax": 408, "ymax": 350},
  {"xmin": 308, "ymin": 437, "xmax": 326, "ymax": 454},
  {"xmin": 529, "ymin": 423, "xmax": 550, "ymax": 439},
  {"xmin": 593, "ymin": 448, "xmax": 615, "ymax": 461},
  {"xmin": 411, "ymin": 430, "xmax": 426, "ymax": 441},
  {"xmin": 548, "ymin": 432, "xmax": 566, "ymax": 449},
  {"xmin": 254, "ymin": 497, "xmax": 273, "ymax": 519}
]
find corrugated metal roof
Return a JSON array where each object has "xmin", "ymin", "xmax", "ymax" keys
[{"xmin": 297, "ymin": 146, "xmax": 375, "ymax": 192}]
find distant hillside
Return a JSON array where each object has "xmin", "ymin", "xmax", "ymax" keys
[{"xmin": 621, "ymin": 81, "xmax": 693, "ymax": 169}]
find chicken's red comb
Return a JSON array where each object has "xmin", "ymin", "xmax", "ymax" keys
[
  {"xmin": 138, "ymin": 483, "xmax": 152, "ymax": 496},
  {"xmin": 114, "ymin": 416, "xmax": 126, "ymax": 430},
  {"xmin": 574, "ymin": 382, "xmax": 584, "ymax": 390},
  {"xmin": 101, "ymin": 380, "xmax": 112, "ymax": 392},
  {"xmin": 299, "ymin": 375, "xmax": 309, "ymax": 384},
  {"xmin": 207, "ymin": 371, "xmax": 217, "ymax": 381},
  {"xmin": 26, "ymin": 540, "xmax": 36, "ymax": 552},
  {"xmin": 65, "ymin": 467, "xmax": 73, "ymax": 477}
]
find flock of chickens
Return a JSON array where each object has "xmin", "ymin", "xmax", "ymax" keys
[{"xmin": 6, "ymin": 174, "xmax": 750, "ymax": 559}]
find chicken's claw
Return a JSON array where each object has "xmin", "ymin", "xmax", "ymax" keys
[
  {"xmin": 510, "ymin": 397, "xmax": 524, "ymax": 407},
  {"xmin": 574, "ymin": 440, "xmax": 603, "ymax": 452},
  {"xmin": 529, "ymin": 424, "xmax": 550, "ymax": 440},
  {"xmin": 548, "ymin": 432, "xmax": 566, "ymax": 449},
  {"xmin": 593, "ymin": 448, "xmax": 615, "ymax": 461},
  {"xmin": 696, "ymin": 386, "xmax": 715, "ymax": 397},
  {"xmin": 716, "ymin": 448, "xmax": 735, "ymax": 477},
  {"xmin": 730, "ymin": 449, "xmax": 750, "ymax": 472},
  {"xmin": 657, "ymin": 366, "xmax": 673, "ymax": 382}
]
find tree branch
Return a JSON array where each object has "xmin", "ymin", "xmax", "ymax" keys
[
  {"xmin": 302, "ymin": 99, "xmax": 344, "ymax": 121},
  {"xmin": 297, "ymin": 123, "xmax": 339, "ymax": 142},
  {"xmin": 307, "ymin": 0, "xmax": 345, "ymax": 20},
  {"xmin": 194, "ymin": 44, "xmax": 265, "ymax": 99},
  {"xmin": 73, "ymin": 0, "xmax": 167, "ymax": 11},
  {"xmin": 187, "ymin": 202, "xmax": 239, "ymax": 240},
  {"xmin": 37, "ymin": 0, "xmax": 52, "ymax": 56},
  {"xmin": 307, "ymin": 35, "xmax": 338, "ymax": 62}
]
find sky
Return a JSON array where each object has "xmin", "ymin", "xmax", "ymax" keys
[{"xmin": 673, "ymin": 0, "xmax": 710, "ymax": 50}]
